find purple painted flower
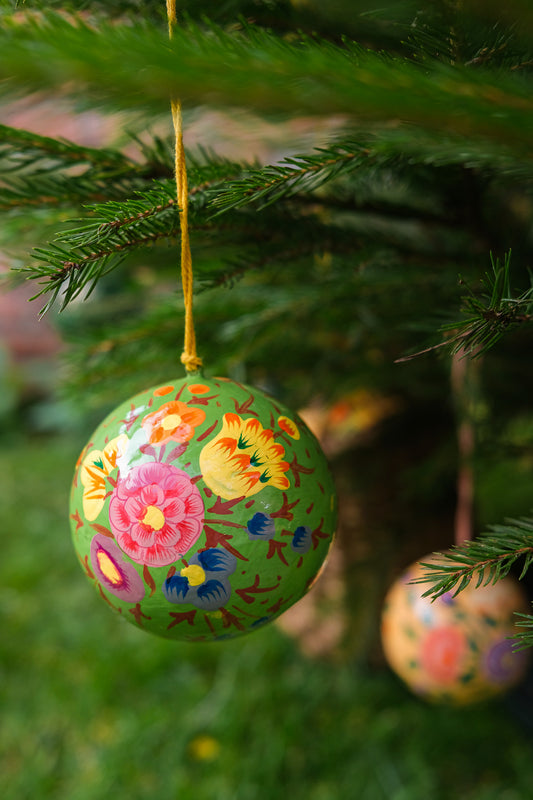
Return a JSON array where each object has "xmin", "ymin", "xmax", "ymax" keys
[
  {"xmin": 483, "ymin": 639, "xmax": 528, "ymax": 684},
  {"xmin": 109, "ymin": 462, "xmax": 204, "ymax": 566},
  {"xmin": 291, "ymin": 525, "xmax": 312, "ymax": 554},
  {"xmin": 439, "ymin": 592, "xmax": 455, "ymax": 606},
  {"xmin": 162, "ymin": 547, "xmax": 237, "ymax": 611},
  {"xmin": 90, "ymin": 533, "xmax": 145, "ymax": 602},
  {"xmin": 247, "ymin": 513, "xmax": 275, "ymax": 541}
]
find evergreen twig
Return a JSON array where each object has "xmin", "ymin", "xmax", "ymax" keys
[
  {"xmin": 0, "ymin": 13, "xmax": 532, "ymax": 147},
  {"xmin": 0, "ymin": 123, "xmax": 174, "ymax": 209},
  {"xmin": 211, "ymin": 134, "xmax": 533, "ymax": 215},
  {"xmin": 397, "ymin": 252, "xmax": 533, "ymax": 362},
  {"xmin": 413, "ymin": 515, "xmax": 533, "ymax": 599}
]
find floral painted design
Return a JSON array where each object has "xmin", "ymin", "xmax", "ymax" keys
[
  {"xmin": 70, "ymin": 376, "xmax": 338, "ymax": 642},
  {"xmin": 162, "ymin": 547, "xmax": 237, "ymax": 611},
  {"xmin": 187, "ymin": 383, "xmax": 210, "ymax": 395},
  {"xmin": 153, "ymin": 385, "xmax": 175, "ymax": 397},
  {"xmin": 81, "ymin": 434, "xmax": 129, "ymax": 521},
  {"xmin": 109, "ymin": 462, "xmax": 204, "ymax": 566},
  {"xmin": 483, "ymin": 639, "xmax": 528, "ymax": 684},
  {"xmin": 419, "ymin": 626, "xmax": 467, "ymax": 684},
  {"xmin": 278, "ymin": 416, "xmax": 300, "ymax": 440},
  {"xmin": 142, "ymin": 400, "xmax": 206, "ymax": 446},
  {"xmin": 291, "ymin": 525, "xmax": 312, "ymax": 554},
  {"xmin": 247, "ymin": 513, "xmax": 276, "ymax": 541},
  {"xmin": 90, "ymin": 533, "xmax": 145, "ymax": 602},
  {"xmin": 199, "ymin": 413, "xmax": 290, "ymax": 499}
]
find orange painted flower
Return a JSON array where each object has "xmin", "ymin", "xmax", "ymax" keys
[
  {"xmin": 153, "ymin": 385, "xmax": 175, "ymax": 397},
  {"xmin": 187, "ymin": 383, "xmax": 210, "ymax": 395},
  {"xmin": 142, "ymin": 401, "xmax": 206, "ymax": 446},
  {"xmin": 278, "ymin": 415, "xmax": 300, "ymax": 439},
  {"xmin": 199, "ymin": 413, "xmax": 290, "ymax": 500},
  {"xmin": 80, "ymin": 434, "xmax": 129, "ymax": 521}
]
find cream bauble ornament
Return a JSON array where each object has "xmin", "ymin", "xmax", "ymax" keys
[
  {"xmin": 381, "ymin": 555, "xmax": 530, "ymax": 704},
  {"xmin": 70, "ymin": 375, "xmax": 337, "ymax": 642}
]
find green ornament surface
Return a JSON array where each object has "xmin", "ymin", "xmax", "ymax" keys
[{"xmin": 70, "ymin": 376, "xmax": 337, "ymax": 641}]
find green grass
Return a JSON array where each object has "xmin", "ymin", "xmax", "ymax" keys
[{"xmin": 1, "ymin": 432, "xmax": 533, "ymax": 800}]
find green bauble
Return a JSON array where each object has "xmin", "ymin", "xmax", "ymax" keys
[{"xmin": 70, "ymin": 376, "xmax": 337, "ymax": 641}]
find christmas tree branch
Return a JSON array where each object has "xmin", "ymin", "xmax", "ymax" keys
[
  {"xmin": 52, "ymin": 184, "xmax": 180, "ymax": 247},
  {"xmin": 0, "ymin": 122, "xmax": 134, "ymax": 169},
  {"xmin": 13, "ymin": 162, "xmax": 232, "ymax": 304},
  {"xmin": 0, "ymin": 13, "xmax": 532, "ymax": 148},
  {"xmin": 0, "ymin": 174, "xmax": 136, "ymax": 210},
  {"xmin": 210, "ymin": 144, "xmax": 360, "ymax": 213},
  {"xmin": 25, "ymin": 200, "xmax": 358, "ymax": 314},
  {"xmin": 412, "ymin": 515, "xmax": 533, "ymax": 600},
  {"xmin": 397, "ymin": 252, "xmax": 533, "ymax": 362},
  {"xmin": 513, "ymin": 614, "xmax": 533, "ymax": 650},
  {"xmin": 0, "ymin": 123, "xmax": 176, "ymax": 210},
  {"xmin": 211, "ymin": 133, "xmax": 533, "ymax": 215}
]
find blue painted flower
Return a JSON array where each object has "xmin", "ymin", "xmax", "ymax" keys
[
  {"xmin": 250, "ymin": 616, "xmax": 272, "ymax": 628},
  {"xmin": 291, "ymin": 525, "xmax": 312, "ymax": 554},
  {"xmin": 162, "ymin": 548, "xmax": 237, "ymax": 611},
  {"xmin": 247, "ymin": 512, "xmax": 276, "ymax": 541}
]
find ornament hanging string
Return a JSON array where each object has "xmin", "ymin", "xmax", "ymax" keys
[
  {"xmin": 166, "ymin": 0, "xmax": 202, "ymax": 374},
  {"xmin": 451, "ymin": 348, "xmax": 477, "ymax": 546}
]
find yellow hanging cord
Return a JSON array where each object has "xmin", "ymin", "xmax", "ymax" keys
[{"xmin": 166, "ymin": 0, "xmax": 202, "ymax": 373}]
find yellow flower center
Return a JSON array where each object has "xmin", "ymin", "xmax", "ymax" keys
[
  {"xmin": 142, "ymin": 505, "xmax": 165, "ymax": 530},
  {"xmin": 96, "ymin": 549, "xmax": 123, "ymax": 586},
  {"xmin": 180, "ymin": 564, "xmax": 206, "ymax": 586},
  {"xmin": 161, "ymin": 413, "xmax": 182, "ymax": 431}
]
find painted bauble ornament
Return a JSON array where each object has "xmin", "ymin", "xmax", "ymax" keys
[
  {"xmin": 381, "ymin": 555, "xmax": 530, "ymax": 704},
  {"xmin": 70, "ymin": 376, "xmax": 337, "ymax": 642}
]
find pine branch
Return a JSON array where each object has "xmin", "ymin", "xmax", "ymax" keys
[
  {"xmin": 444, "ymin": 254, "xmax": 533, "ymax": 356},
  {"xmin": 412, "ymin": 515, "xmax": 533, "ymax": 599},
  {"xmin": 23, "ymin": 199, "xmax": 345, "ymax": 314},
  {"xmin": 210, "ymin": 144, "xmax": 360, "ymax": 213},
  {"xmin": 26, "ymin": 225, "xmax": 178, "ymax": 316},
  {"xmin": 0, "ymin": 123, "xmax": 175, "ymax": 209},
  {"xmin": 52, "ymin": 183, "xmax": 179, "ymax": 246},
  {"xmin": 397, "ymin": 252, "xmax": 533, "ymax": 362},
  {"xmin": 211, "ymin": 132, "xmax": 533, "ymax": 215},
  {"xmin": 15, "ymin": 143, "xmax": 257, "ymax": 313},
  {"xmin": 20, "ymin": 183, "xmax": 178, "ymax": 313},
  {"xmin": 0, "ymin": 173, "xmax": 138, "ymax": 210},
  {"xmin": 0, "ymin": 122, "xmax": 133, "ymax": 170},
  {"xmin": 0, "ymin": 13, "xmax": 532, "ymax": 148},
  {"xmin": 513, "ymin": 613, "xmax": 533, "ymax": 651}
]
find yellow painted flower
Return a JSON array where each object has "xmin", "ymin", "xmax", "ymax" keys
[
  {"xmin": 278, "ymin": 415, "xmax": 300, "ymax": 439},
  {"xmin": 80, "ymin": 434, "xmax": 129, "ymax": 521},
  {"xmin": 199, "ymin": 413, "xmax": 290, "ymax": 499}
]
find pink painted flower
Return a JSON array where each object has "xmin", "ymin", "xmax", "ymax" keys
[
  {"xmin": 419, "ymin": 626, "xmax": 467, "ymax": 684},
  {"xmin": 109, "ymin": 462, "xmax": 204, "ymax": 567},
  {"xmin": 90, "ymin": 533, "xmax": 145, "ymax": 602}
]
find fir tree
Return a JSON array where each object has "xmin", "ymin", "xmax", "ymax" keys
[{"xmin": 1, "ymin": 0, "xmax": 533, "ymax": 652}]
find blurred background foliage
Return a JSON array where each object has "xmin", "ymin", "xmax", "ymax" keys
[{"xmin": 1, "ymin": 0, "xmax": 533, "ymax": 797}]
